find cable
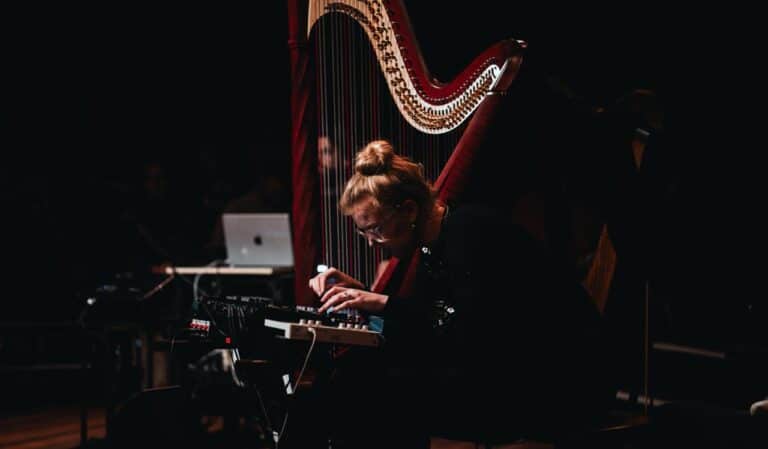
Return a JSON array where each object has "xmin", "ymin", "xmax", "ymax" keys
[
  {"xmin": 140, "ymin": 273, "xmax": 176, "ymax": 301},
  {"xmin": 254, "ymin": 388, "xmax": 275, "ymax": 448},
  {"xmin": 164, "ymin": 259, "xmax": 226, "ymax": 337},
  {"xmin": 275, "ymin": 327, "xmax": 317, "ymax": 448},
  {"xmin": 197, "ymin": 297, "xmax": 228, "ymax": 338},
  {"xmin": 192, "ymin": 258, "xmax": 226, "ymax": 307},
  {"xmin": 292, "ymin": 327, "xmax": 317, "ymax": 393}
]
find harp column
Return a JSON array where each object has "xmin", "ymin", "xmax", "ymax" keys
[{"xmin": 288, "ymin": 0, "xmax": 322, "ymax": 306}]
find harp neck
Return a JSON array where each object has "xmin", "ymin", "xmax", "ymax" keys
[{"xmin": 307, "ymin": 0, "xmax": 525, "ymax": 134}]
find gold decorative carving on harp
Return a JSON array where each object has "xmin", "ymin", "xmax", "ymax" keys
[{"xmin": 288, "ymin": 0, "xmax": 525, "ymax": 304}]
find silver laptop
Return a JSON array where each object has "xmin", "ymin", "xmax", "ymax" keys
[{"xmin": 222, "ymin": 213, "xmax": 294, "ymax": 269}]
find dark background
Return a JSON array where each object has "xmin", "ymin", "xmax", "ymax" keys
[
  {"xmin": 5, "ymin": 2, "xmax": 747, "ymax": 349},
  {"xmin": 5, "ymin": 2, "xmax": 768, "ymax": 438}
]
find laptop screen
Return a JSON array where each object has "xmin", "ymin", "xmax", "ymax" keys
[{"xmin": 221, "ymin": 213, "xmax": 294, "ymax": 268}]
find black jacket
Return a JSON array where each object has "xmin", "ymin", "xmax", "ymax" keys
[{"xmin": 381, "ymin": 203, "xmax": 611, "ymax": 440}]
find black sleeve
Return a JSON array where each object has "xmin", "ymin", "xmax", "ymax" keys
[
  {"xmin": 380, "ymin": 294, "xmax": 409, "ymax": 318},
  {"xmin": 439, "ymin": 206, "xmax": 605, "ymax": 369},
  {"xmin": 379, "ymin": 293, "xmax": 432, "ymax": 343}
]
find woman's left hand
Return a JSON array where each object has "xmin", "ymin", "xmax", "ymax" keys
[{"xmin": 318, "ymin": 286, "xmax": 388, "ymax": 313}]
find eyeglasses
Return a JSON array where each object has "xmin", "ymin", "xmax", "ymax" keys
[{"xmin": 355, "ymin": 206, "xmax": 399, "ymax": 243}]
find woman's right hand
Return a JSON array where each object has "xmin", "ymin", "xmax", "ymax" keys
[{"xmin": 308, "ymin": 267, "xmax": 365, "ymax": 297}]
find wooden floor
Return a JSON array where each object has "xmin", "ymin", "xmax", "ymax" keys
[
  {"xmin": 7, "ymin": 401, "xmax": 765, "ymax": 449},
  {"xmin": 0, "ymin": 406, "xmax": 105, "ymax": 449},
  {"xmin": 0, "ymin": 404, "xmax": 553, "ymax": 449}
]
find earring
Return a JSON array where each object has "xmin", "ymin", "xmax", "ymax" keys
[{"xmin": 410, "ymin": 222, "xmax": 416, "ymax": 229}]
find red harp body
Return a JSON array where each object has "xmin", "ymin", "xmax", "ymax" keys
[{"xmin": 288, "ymin": 0, "xmax": 525, "ymax": 305}]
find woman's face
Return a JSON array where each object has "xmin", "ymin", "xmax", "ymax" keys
[{"xmin": 350, "ymin": 196, "xmax": 415, "ymax": 257}]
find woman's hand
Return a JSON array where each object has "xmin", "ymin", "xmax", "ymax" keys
[
  {"xmin": 308, "ymin": 267, "xmax": 364, "ymax": 297},
  {"xmin": 317, "ymin": 286, "xmax": 388, "ymax": 313}
]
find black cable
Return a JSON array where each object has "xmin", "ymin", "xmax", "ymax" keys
[
  {"xmin": 197, "ymin": 298, "xmax": 227, "ymax": 338},
  {"xmin": 254, "ymin": 388, "xmax": 277, "ymax": 449}
]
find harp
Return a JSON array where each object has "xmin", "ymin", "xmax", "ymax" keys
[{"xmin": 288, "ymin": 0, "xmax": 525, "ymax": 305}]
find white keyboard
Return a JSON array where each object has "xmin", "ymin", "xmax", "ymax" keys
[{"xmin": 264, "ymin": 319, "xmax": 382, "ymax": 347}]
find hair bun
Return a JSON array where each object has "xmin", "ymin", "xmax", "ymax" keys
[{"xmin": 355, "ymin": 140, "xmax": 394, "ymax": 176}]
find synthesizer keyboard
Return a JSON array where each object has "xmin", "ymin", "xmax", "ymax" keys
[
  {"xmin": 191, "ymin": 295, "xmax": 382, "ymax": 348},
  {"xmin": 264, "ymin": 318, "xmax": 382, "ymax": 347}
]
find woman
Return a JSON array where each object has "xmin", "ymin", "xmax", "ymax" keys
[
  {"xmin": 310, "ymin": 139, "xmax": 443, "ymax": 314},
  {"xmin": 308, "ymin": 140, "xmax": 611, "ymax": 446}
]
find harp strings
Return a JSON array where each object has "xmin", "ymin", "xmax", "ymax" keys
[{"xmin": 314, "ymin": 9, "xmax": 461, "ymax": 286}]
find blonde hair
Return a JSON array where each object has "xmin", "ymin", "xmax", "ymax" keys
[{"xmin": 339, "ymin": 140, "xmax": 435, "ymax": 218}]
